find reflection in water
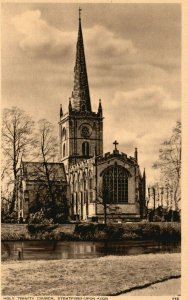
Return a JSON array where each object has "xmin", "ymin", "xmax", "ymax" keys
[{"xmin": 1, "ymin": 240, "xmax": 180, "ymax": 261}]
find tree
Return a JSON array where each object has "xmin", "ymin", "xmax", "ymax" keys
[
  {"xmin": 95, "ymin": 186, "xmax": 115, "ymax": 224},
  {"xmin": 153, "ymin": 121, "xmax": 181, "ymax": 212},
  {"xmin": 33, "ymin": 119, "xmax": 59, "ymax": 205},
  {"xmin": 30, "ymin": 119, "xmax": 69, "ymax": 223},
  {"xmin": 1, "ymin": 107, "xmax": 35, "ymax": 214}
]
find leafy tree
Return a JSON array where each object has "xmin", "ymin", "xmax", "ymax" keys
[
  {"xmin": 1, "ymin": 106, "xmax": 35, "ymax": 214},
  {"xmin": 153, "ymin": 121, "xmax": 181, "ymax": 212}
]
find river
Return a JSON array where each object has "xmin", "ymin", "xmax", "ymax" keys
[{"xmin": 1, "ymin": 240, "xmax": 180, "ymax": 261}]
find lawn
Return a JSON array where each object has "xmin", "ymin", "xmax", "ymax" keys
[{"xmin": 1, "ymin": 253, "xmax": 181, "ymax": 296}]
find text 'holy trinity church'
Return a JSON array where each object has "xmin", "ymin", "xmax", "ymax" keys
[{"xmin": 20, "ymin": 11, "xmax": 146, "ymax": 223}]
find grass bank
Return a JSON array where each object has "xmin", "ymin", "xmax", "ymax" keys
[
  {"xmin": 1, "ymin": 253, "xmax": 180, "ymax": 296},
  {"xmin": 1, "ymin": 222, "xmax": 181, "ymax": 242}
]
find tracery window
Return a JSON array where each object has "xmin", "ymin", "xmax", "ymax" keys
[{"xmin": 102, "ymin": 165, "xmax": 129, "ymax": 204}]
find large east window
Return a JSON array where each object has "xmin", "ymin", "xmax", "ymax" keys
[{"xmin": 102, "ymin": 165, "xmax": 129, "ymax": 204}]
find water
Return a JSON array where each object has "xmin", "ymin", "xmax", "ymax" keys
[{"xmin": 1, "ymin": 240, "xmax": 180, "ymax": 261}]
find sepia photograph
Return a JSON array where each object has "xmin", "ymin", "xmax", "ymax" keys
[{"xmin": 1, "ymin": 1, "xmax": 183, "ymax": 298}]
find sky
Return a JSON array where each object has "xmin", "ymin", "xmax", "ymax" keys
[{"xmin": 1, "ymin": 3, "xmax": 181, "ymax": 184}]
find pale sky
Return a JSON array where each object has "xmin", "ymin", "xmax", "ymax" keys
[{"xmin": 1, "ymin": 3, "xmax": 181, "ymax": 184}]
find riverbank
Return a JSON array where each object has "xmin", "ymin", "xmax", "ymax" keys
[
  {"xmin": 1, "ymin": 222, "xmax": 181, "ymax": 242},
  {"xmin": 1, "ymin": 252, "xmax": 180, "ymax": 295}
]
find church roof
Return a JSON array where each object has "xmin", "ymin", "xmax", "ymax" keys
[
  {"xmin": 96, "ymin": 150, "xmax": 137, "ymax": 166},
  {"xmin": 21, "ymin": 162, "xmax": 67, "ymax": 183},
  {"xmin": 71, "ymin": 9, "xmax": 92, "ymax": 112}
]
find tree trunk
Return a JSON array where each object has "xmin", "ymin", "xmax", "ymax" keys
[{"xmin": 9, "ymin": 124, "xmax": 17, "ymax": 215}]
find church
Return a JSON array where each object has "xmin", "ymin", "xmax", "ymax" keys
[
  {"xmin": 20, "ymin": 11, "xmax": 146, "ymax": 223},
  {"xmin": 58, "ymin": 11, "xmax": 146, "ymax": 222}
]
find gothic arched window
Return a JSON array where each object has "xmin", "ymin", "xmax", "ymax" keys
[
  {"xmin": 102, "ymin": 165, "xmax": 129, "ymax": 204},
  {"xmin": 82, "ymin": 142, "xmax": 89, "ymax": 157},
  {"xmin": 63, "ymin": 143, "xmax": 66, "ymax": 157},
  {"xmin": 62, "ymin": 127, "xmax": 66, "ymax": 141}
]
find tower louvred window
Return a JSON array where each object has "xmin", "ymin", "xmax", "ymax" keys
[
  {"xmin": 62, "ymin": 127, "xmax": 66, "ymax": 140},
  {"xmin": 82, "ymin": 141, "xmax": 89, "ymax": 157}
]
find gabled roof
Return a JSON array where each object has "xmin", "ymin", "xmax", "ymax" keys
[
  {"xmin": 96, "ymin": 150, "xmax": 137, "ymax": 166},
  {"xmin": 21, "ymin": 162, "xmax": 67, "ymax": 183}
]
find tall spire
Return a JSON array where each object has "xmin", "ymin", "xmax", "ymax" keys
[{"xmin": 71, "ymin": 8, "xmax": 92, "ymax": 112}]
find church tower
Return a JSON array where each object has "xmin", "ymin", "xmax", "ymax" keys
[{"xmin": 59, "ymin": 9, "xmax": 103, "ymax": 173}]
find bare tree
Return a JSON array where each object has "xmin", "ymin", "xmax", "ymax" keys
[
  {"xmin": 1, "ymin": 106, "xmax": 35, "ymax": 214},
  {"xmin": 33, "ymin": 119, "xmax": 59, "ymax": 205},
  {"xmin": 153, "ymin": 121, "xmax": 181, "ymax": 211},
  {"xmin": 95, "ymin": 186, "xmax": 114, "ymax": 224}
]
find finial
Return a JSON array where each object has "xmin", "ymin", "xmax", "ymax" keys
[
  {"xmin": 69, "ymin": 98, "xmax": 72, "ymax": 111},
  {"xmin": 98, "ymin": 99, "xmax": 102, "ymax": 114},
  {"xmin": 60, "ymin": 104, "xmax": 63, "ymax": 118},
  {"xmin": 79, "ymin": 7, "xmax": 82, "ymax": 20},
  {"xmin": 134, "ymin": 147, "xmax": 138, "ymax": 161}
]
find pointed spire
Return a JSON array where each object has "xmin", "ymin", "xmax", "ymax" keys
[
  {"xmin": 60, "ymin": 104, "xmax": 63, "ymax": 118},
  {"xmin": 69, "ymin": 98, "xmax": 72, "ymax": 113},
  {"xmin": 71, "ymin": 8, "xmax": 92, "ymax": 112},
  {"xmin": 143, "ymin": 168, "xmax": 146, "ymax": 179},
  {"xmin": 134, "ymin": 147, "xmax": 138, "ymax": 162},
  {"xmin": 98, "ymin": 99, "xmax": 102, "ymax": 116}
]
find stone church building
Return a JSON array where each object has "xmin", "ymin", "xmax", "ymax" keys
[
  {"xmin": 58, "ymin": 12, "xmax": 146, "ymax": 222},
  {"xmin": 20, "ymin": 12, "xmax": 146, "ymax": 223}
]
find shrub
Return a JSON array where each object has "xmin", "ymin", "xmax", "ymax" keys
[
  {"xmin": 153, "ymin": 215, "xmax": 162, "ymax": 222},
  {"xmin": 104, "ymin": 225, "xmax": 124, "ymax": 240}
]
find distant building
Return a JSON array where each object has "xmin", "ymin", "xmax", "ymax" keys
[{"xmin": 19, "ymin": 11, "xmax": 146, "ymax": 222}]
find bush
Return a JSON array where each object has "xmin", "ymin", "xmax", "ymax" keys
[
  {"xmin": 74, "ymin": 223, "xmax": 96, "ymax": 240},
  {"xmin": 28, "ymin": 210, "xmax": 54, "ymax": 225},
  {"xmin": 74, "ymin": 224, "xmax": 125, "ymax": 241},
  {"xmin": 104, "ymin": 225, "xmax": 124, "ymax": 240},
  {"xmin": 153, "ymin": 215, "xmax": 162, "ymax": 222},
  {"xmin": 159, "ymin": 222, "xmax": 181, "ymax": 241},
  {"xmin": 1, "ymin": 211, "xmax": 18, "ymax": 224}
]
